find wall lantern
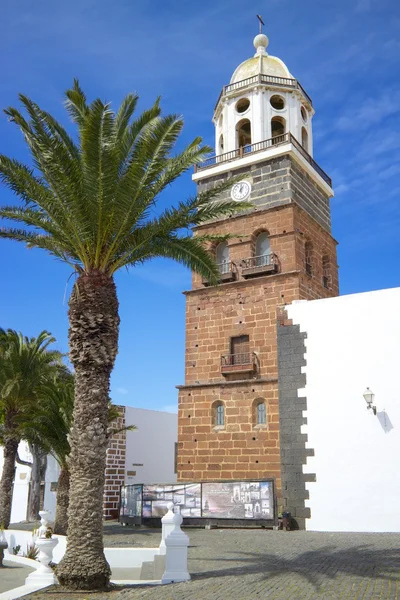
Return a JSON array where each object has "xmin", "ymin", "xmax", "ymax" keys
[{"xmin": 363, "ymin": 387, "xmax": 377, "ymax": 415}]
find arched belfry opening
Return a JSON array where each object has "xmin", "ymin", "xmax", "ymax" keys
[
  {"xmin": 236, "ymin": 119, "xmax": 252, "ymax": 149},
  {"xmin": 271, "ymin": 117, "xmax": 285, "ymax": 143},
  {"xmin": 219, "ymin": 134, "xmax": 224, "ymax": 154},
  {"xmin": 302, "ymin": 127, "xmax": 309, "ymax": 153}
]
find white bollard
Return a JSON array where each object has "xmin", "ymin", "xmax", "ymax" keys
[
  {"xmin": 25, "ymin": 510, "xmax": 58, "ymax": 586},
  {"xmin": 161, "ymin": 509, "xmax": 190, "ymax": 584},
  {"xmin": 25, "ymin": 537, "xmax": 59, "ymax": 586},
  {"xmin": 159, "ymin": 502, "xmax": 176, "ymax": 556}
]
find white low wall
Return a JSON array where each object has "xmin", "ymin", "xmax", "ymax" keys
[
  {"xmin": 4, "ymin": 530, "xmax": 158, "ymax": 569},
  {"xmin": 287, "ymin": 286, "xmax": 400, "ymax": 532}
]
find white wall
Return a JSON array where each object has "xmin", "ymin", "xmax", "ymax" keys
[
  {"xmin": 125, "ymin": 407, "xmax": 178, "ymax": 485},
  {"xmin": 0, "ymin": 441, "xmax": 31, "ymax": 523},
  {"xmin": 287, "ymin": 287, "xmax": 400, "ymax": 532},
  {"xmin": 0, "ymin": 406, "xmax": 178, "ymax": 523}
]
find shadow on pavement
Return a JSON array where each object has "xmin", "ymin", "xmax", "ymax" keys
[{"xmin": 190, "ymin": 544, "xmax": 400, "ymax": 589}]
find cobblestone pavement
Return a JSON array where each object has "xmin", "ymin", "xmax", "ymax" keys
[{"xmin": 24, "ymin": 524, "xmax": 400, "ymax": 600}]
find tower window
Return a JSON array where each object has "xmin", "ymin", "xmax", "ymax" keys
[
  {"xmin": 236, "ymin": 119, "xmax": 252, "ymax": 148},
  {"xmin": 305, "ymin": 241, "xmax": 313, "ymax": 276},
  {"xmin": 255, "ymin": 232, "xmax": 271, "ymax": 267},
  {"xmin": 216, "ymin": 241, "xmax": 229, "ymax": 275},
  {"xmin": 230, "ymin": 335, "xmax": 250, "ymax": 365},
  {"xmin": 271, "ymin": 117, "xmax": 286, "ymax": 143},
  {"xmin": 301, "ymin": 127, "xmax": 309, "ymax": 153},
  {"xmin": 236, "ymin": 98, "xmax": 250, "ymax": 114},
  {"xmin": 219, "ymin": 134, "xmax": 224, "ymax": 153},
  {"xmin": 301, "ymin": 106, "xmax": 308, "ymax": 123},
  {"xmin": 270, "ymin": 95, "xmax": 285, "ymax": 110},
  {"xmin": 257, "ymin": 402, "xmax": 267, "ymax": 425},
  {"xmin": 322, "ymin": 255, "xmax": 331, "ymax": 289},
  {"xmin": 214, "ymin": 402, "xmax": 225, "ymax": 427}
]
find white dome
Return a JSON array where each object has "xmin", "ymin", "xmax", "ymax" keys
[{"xmin": 230, "ymin": 34, "xmax": 292, "ymax": 83}]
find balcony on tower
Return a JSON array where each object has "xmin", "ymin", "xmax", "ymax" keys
[
  {"xmin": 242, "ymin": 252, "xmax": 278, "ymax": 278},
  {"xmin": 202, "ymin": 260, "xmax": 236, "ymax": 286},
  {"xmin": 221, "ymin": 335, "xmax": 257, "ymax": 376},
  {"xmin": 221, "ymin": 352, "xmax": 257, "ymax": 375}
]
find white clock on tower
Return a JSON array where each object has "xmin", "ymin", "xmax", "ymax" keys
[{"xmin": 231, "ymin": 180, "xmax": 251, "ymax": 201}]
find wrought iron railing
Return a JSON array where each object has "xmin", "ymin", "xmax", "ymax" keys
[
  {"xmin": 241, "ymin": 253, "xmax": 278, "ymax": 270},
  {"xmin": 214, "ymin": 74, "xmax": 313, "ymax": 109},
  {"xmin": 221, "ymin": 352, "xmax": 255, "ymax": 367},
  {"xmin": 218, "ymin": 261, "xmax": 232, "ymax": 275},
  {"xmin": 194, "ymin": 133, "xmax": 332, "ymax": 187}
]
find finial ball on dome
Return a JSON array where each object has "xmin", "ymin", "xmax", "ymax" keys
[{"xmin": 254, "ymin": 33, "xmax": 269, "ymax": 52}]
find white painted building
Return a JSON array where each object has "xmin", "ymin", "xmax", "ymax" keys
[
  {"xmin": 282, "ymin": 287, "xmax": 400, "ymax": 532},
  {"xmin": 0, "ymin": 406, "xmax": 177, "ymax": 523}
]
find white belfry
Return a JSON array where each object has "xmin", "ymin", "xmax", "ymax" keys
[{"xmin": 214, "ymin": 33, "xmax": 314, "ymax": 157}]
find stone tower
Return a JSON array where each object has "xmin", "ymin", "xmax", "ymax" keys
[{"xmin": 176, "ymin": 32, "xmax": 339, "ymax": 507}]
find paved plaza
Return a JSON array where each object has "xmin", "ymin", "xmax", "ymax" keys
[{"xmin": 21, "ymin": 523, "xmax": 400, "ymax": 600}]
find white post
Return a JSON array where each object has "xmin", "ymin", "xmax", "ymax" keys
[
  {"xmin": 25, "ymin": 537, "xmax": 59, "ymax": 586},
  {"xmin": 25, "ymin": 510, "xmax": 58, "ymax": 586},
  {"xmin": 161, "ymin": 509, "xmax": 190, "ymax": 584},
  {"xmin": 159, "ymin": 502, "xmax": 175, "ymax": 556}
]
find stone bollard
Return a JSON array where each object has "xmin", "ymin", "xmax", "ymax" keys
[
  {"xmin": 159, "ymin": 502, "xmax": 176, "ymax": 556},
  {"xmin": 161, "ymin": 507, "xmax": 190, "ymax": 584}
]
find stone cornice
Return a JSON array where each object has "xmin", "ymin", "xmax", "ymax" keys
[{"xmin": 176, "ymin": 377, "xmax": 278, "ymax": 390}]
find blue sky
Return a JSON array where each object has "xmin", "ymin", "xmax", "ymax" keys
[{"xmin": 0, "ymin": 0, "xmax": 399, "ymax": 411}]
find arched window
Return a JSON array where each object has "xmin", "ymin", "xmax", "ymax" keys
[
  {"xmin": 216, "ymin": 241, "xmax": 229, "ymax": 275},
  {"xmin": 252, "ymin": 398, "xmax": 267, "ymax": 427},
  {"xmin": 257, "ymin": 402, "xmax": 266, "ymax": 425},
  {"xmin": 305, "ymin": 241, "xmax": 313, "ymax": 276},
  {"xmin": 219, "ymin": 134, "xmax": 224, "ymax": 154},
  {"xmin": 271, "ymin": 117, "xmax": 286, "ymax": 144},
  {"xmin": 236, "ymin": 119, "xmax": 251, "ymax": 148},
  {"xmin": 214, "ymin": 402, "xmax": 225, "ymax": 427},
  {"xmin": 322, "ymin": 255, "xmax": 331, "ymax": 289},
  {"xmin": 302, "ymin": 127, "xmax": 309, "ymax": 153},
  {"xmin": 255, "ymin": 232, "xmax": 271, "ymax": 267}
]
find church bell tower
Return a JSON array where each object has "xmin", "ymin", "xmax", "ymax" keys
[{"xmin": 177, "ymin": 31, "xmax": 339, "ymax": 512}]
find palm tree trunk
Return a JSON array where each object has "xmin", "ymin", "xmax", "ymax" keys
[
  {"xmin": 27, "ymin": 443, "xmax": 47, "ymax": 521},
  {"xmin": 0, "ymin": 436, "xmax": 19, "ymax": 528},
  {"xmin": 56, "ymin": 272, "xmax": 119, "ymax": 590},
  {"xmin": 54, "ymin": 467, "xmax": 70, "ymax": 536}
]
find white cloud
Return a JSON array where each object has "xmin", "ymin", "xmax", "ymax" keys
[
  {"xmin": 116, "ymin": 387, "xmax": 128, "ymax": 395},
  {"xmin": 336, "ymin": 90, "xmax": 400, "ymax": 132}
]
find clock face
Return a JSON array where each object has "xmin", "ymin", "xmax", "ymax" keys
[{"xmin": 231, "ymin": 180, "xmax": 251, "ymax": 201}]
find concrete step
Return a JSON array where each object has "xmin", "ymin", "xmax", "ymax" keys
[
  {"xmin": 153, "ymin": 554, "xmax": 166, "ymax": 580},
  {"xmin": 140, "ymin": 560, "xmax": 155, "ymax": 580},
  {"xmin": 111, "ymin": 566, "xmax": 142, "ymax": 581}
]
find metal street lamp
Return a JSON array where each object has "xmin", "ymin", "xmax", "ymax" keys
[{"xmin": 363, "ymin": 387, "xmax": 377, "ymax": 415}]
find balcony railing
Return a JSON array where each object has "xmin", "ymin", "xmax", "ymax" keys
[
  {"xmin": 242, "ymin": 253, "xmax": 278, "ymax": 278},
  {"xmin": 194, "ymin": 133, "xmax": 332, "ymax": 187},
  {"xmin": 202, "ymin": 261, "xmax": 236, "ymax": 286},
  {"xmin": 214, "ymin": 74, "xmax": 312, "ymax": 110},
  {"xmin": 221, "ymin": 352, "xmax": 257, "ymax": 375}
]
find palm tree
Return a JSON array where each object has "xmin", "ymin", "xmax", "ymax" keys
[
  {"xmin": 26, "ymin": 376, "xmax": 136, "ymax": 536},
  {"xmin": 23, "ymin": 375, "xmax": 74, "ymax": 535},
  {"xmin": 0, "ymin": 329, "xmax": 64, "ymax": 528},
  {"xmin": 0, "ymin": 82, "xmax": 250, "ymax": 589}
]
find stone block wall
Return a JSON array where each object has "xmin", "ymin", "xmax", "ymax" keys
[
  {"xmin": 103, "ymin": 405, "xmax": 126, "ymax": 520},
  {"xmin": 277, "ymin": 314, "xmax": 314, "ymax": 529},
  {"xmin": 196, "ymin": 154, "xmax": 332, "ymax": 232}
]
